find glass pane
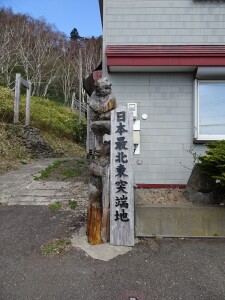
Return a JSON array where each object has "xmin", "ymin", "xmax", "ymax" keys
[{"xmin": 199, "ymin": 82, "xmax": 225, "ymax": 136}]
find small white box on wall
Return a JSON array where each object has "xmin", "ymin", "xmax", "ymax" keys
[{"xmin": 128, "ymin": 103, "xmax": 137, "ymax": 119}]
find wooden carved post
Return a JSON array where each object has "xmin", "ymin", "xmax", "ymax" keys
[
  {"xmin": 110, "ymin": 105, "xmax": 134, "ymax": 246},
  {"xmin": 87, "ymin": 78, "xmax": 117, "ymax": 245}
]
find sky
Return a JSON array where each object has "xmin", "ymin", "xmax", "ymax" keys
[
  {"xmin": 0, "ymin": 0, "xmax": 102, "ymax": 38},
  {"xmin": 199, "ymin": 82, "xmax": 225, "ymax": 135}
]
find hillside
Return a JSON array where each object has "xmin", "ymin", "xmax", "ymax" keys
[{"xmin": 0, "ymin": 87, "xmax": 86, "ymax": 174}]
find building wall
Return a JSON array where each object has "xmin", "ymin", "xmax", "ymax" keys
[
  {"xmin": 110, "ymin": 73, "xmax": 206, "ymax": 185},
  {"xmin": 105, "ymin": 0, "xmax": 225, "ymax": 45}
]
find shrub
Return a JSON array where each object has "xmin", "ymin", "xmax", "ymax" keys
[{"xmin": 197, "ymin": 140, "xmax": 225, "ymax": 187}]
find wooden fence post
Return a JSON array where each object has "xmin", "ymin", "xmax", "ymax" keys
[
  {"xmin": 71, "ymin": 92, "xmax": 75, "ymax": 110},
  {"xmin": 78, "ymin": 48, "xmax": 82, "ymax": 124},
  {"xmin": 14, "ymin": 73, "xmax": 21, "ymax": 123},
  {"xmin": 25, "ymin": 81, "xmax": 32, "ymax": 126}
]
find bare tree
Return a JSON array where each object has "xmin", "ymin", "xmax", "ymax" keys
[
  {"xmin": 0, "ymin": 8, "xmax": 102, "ymax": 102},
  {"xmin": 0, "ymin": 9, "xmax": 20, "ymax": 88},
  {"xmin": 82, "ymin": 36, "xmax": 102, "ymax": 78}
]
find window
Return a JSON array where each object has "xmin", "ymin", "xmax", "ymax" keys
[{"xmin": 194, "ymin": 80, "xmax": 225, "ymax": 141}]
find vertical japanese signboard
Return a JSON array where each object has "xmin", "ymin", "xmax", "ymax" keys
[{"xmin": 110, "ymin": 105, "xmax": 134, "ymax": 246}]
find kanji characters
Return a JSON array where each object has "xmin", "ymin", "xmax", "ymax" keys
[
  {"xmin": 116, "ymin": 164, "xmax": 127, "ymax": 178},
  {"xmin": 115, "ymin": 137, "xmax": 128, "ymax": 150},
  {"xmin": 117, "ymin": 111, "xmax": 126, "ymax": 122},
  {"xmin": 114, "ymin": 209, "xmax": 129, "ymax": 222},
  {"xmin": 114, "ymin": 110, "xmax": 130, "ymax": 222},
  {"xmin": 115, "ymin": 179, "xmax": 128, "ymax": 193},
  {"xmin": 116, "ymin": 122, "xmax": 128, "ymax": 135},
  {"xmin": 115, "ymin": 152, "xmax": 128, "ymax": 163}
]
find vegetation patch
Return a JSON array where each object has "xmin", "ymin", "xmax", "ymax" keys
[
  {"xmin": 0, "ymin": 122, "xmax": 32, "ymax": 175},
  {"xmin": 213, "ymin": 233, "xmax": 220, "ymax": 237},
  {"xmin": 48, "ymin": 201, "xmax": 62, "ymax": 211},
  {"xmin": 197, "ymin": 140, "xmax": 225, "ymax": 188},
  {"xmin": 48, "ymin": 200, "xmax": 78, "ymax": 211},
  {"xmin": 61, "ymin": 160, "xmax": 85, "ymax": 179},
  {"xmin": 33, "ymin": 159, "xmax": 88, "ymax": 182},
  {"xmin": 41, "ymin": 238, "xmax": 71, "ymax": 255},
  {"xmin": 34, "ymin": 160, "xmax": 68, "ymax": 180},
  {"xmin": 0, "ymin": 87, "xmax": 86, "ymax": 175},
  {"xmin": 62, "ymin": 168, "xmax": 81, "ymax": 179},
  {"xmin": 68, "ymin": 199, "xmax": 77, "ymax": 210},
  {"xmin": 0, "ymin": 87, "xmax": 86, "ymax": 142}
]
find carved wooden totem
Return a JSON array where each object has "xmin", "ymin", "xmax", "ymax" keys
[{"xmin": 87, "ymin": 78, "xmax": 117, "ymax": 245}]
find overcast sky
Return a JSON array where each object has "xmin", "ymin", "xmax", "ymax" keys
[{"xmin": 0, "ymin": 0, "xmax": 102, "ymax": 38}]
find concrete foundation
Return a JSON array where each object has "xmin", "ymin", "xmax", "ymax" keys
[{"xmin": 135, "ymin": 204, "xmax": 225, "ymax": 237}]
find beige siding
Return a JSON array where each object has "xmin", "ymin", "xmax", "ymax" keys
[{"xmin": 105, "ymin": 0, "xmax": 225, "ymax": 45}]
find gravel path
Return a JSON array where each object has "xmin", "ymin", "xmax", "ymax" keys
[{"xmin": 135, "ymin": 188, "xmax": 191, "ymax": 205}]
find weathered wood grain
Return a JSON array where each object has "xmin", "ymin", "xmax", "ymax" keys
[
  {"xmin": 87, "ymin": 202, "xmax": 102, "ymax": 245},
  {"xmin": 110, "ymin": 105, "xmax": 134, "ymax": 246},
  {"xmin": 101, "ymin": 166, "xmax": 110, "ymax": 242}
]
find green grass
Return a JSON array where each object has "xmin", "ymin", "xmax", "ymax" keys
[
  {"xmin": 48, "ymin": 200, "xmax": 77, "ymax": 211},
  {"xmin": 68, "ymin": 199, "xmax": 77, "ymax": 210},
  {"xmin": 76, "ymin": 159, "xmax": 86, "ymax": 165},
  {"xmin": 0, "ymin": 86, "xmax": 86, "ymax": 141},
  {"xmin": 41, "ymin": 238, "xmax": 71, "ymax": 255},
  {"xmin": 0, "ymin": 87, "xmax": 86, "ymax": 175},
  {"xmin": 34, "ymin": 160, "xmax": 68, "ymax": 180},
  {"xmin": 61, "ymin": 159, "xmax": 86, "ymax": 180},
  {"xmin": 48, "ymin": 201, "xmax": 62, "ymax": 211},
  {"xmin": 62, "ymin": 168, "xmax": 81, "ymax": 179}
]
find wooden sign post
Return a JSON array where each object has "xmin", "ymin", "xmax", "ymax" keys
[
  {"xmin": 110, "ymin": 105, "xmax": 134, "ymax": 246},
  {"xmin": 14, "ymin": 73, "xmax": 32, "ymax": 126}
]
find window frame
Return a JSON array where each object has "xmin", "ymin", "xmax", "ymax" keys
[{"xmin": 194, "ymin": 79, "xmax": 225, "ymax": 142}]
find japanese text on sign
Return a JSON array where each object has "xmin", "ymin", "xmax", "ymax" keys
[{"xmin": 114, "ymin": 111, "xmax": 130, "ymax": 222}]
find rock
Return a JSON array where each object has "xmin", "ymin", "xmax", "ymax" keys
[
  {"xmin": 187, "ymin": 165, "xmax": 215, "ymax": 193},
  {"xmin": 7, "ymin": 125, "xmax": 55, "ymax": 158},
  {"xmin": 183, "ymin": 187, "xmax": 214, "ymax": 204},
  {"xmin": 184, "ymin": 166, "xmax": 219, "ymax": 204}
]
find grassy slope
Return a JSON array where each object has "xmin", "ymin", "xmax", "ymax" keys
[{"xmin": 0, "ymin": 87, "xmax": 86, "ymax": 174}]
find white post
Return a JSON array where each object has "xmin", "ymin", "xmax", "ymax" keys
[
  {"xmin": 79, "ymin": 48, "xmax": 82, "ymax": 124},
  {"xmin": 14, "ymin": 73, "xmax": 21, "ymax": 123},
  {"xmin": 71, "ymin": 92, "xmax": 75, "ymax": 110},
  {"xmin": 25, "ymin": 81, "xmax": 32, "ymax": 126},
  {"xmin": 86, "ymin": 102, "xmax": 90, "ymax": 154}
]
